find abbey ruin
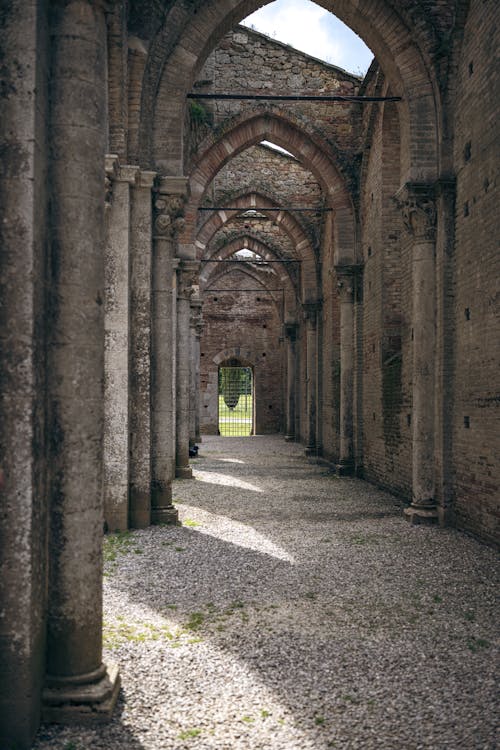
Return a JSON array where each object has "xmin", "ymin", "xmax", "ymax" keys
[{"xmin": 0, "ymin": 0, "xmax": 498, "ymax": 746}]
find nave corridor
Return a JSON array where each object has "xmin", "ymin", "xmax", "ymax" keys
[{"xmin": 33, "ymin": 437, "xmax": 499, "ymax": 750}]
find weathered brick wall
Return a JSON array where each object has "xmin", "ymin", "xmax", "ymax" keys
[
  {"xmin": 190, "ymin": 25, "xmax": 362, "ymax": 191},
  {"xmin": 319, "ymin": 214, "xmax": 341, "ymax": 461},
  {"xmin": 450, "ymin": 0, "xmax": 500, "ymax": 543},
  {"xmin": 358, "ymin": 73, "xmax": 412, "ymax": 497},
  {"xmin": 200, "ymin": 269, "xmax": 284, "ymax": 435},
  {"xmin": 207, "ymin": 143, "xmax": 325, "ymax": 247}
]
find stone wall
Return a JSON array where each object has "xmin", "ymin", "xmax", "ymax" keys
[{"xmin": 450, "ymin": 0, "xmax": 500, "ymax": 543}]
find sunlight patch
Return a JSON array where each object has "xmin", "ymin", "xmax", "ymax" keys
[
  {"xmin": 177, "ymin": 504, "xmax": 295, "ymax": 563},
  {"xmin": 194, "ymin": 469, "xmax": 263, "ymax": 493}
]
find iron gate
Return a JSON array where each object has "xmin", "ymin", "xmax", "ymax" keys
[{"xmin": 218, "ymin": 366, "xmax": 253, "ymax": 436}]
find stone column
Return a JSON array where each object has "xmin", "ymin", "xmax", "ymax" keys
[
  {"xmin": 129, "ymin": 169, "xmax": 156, "ymax": 528},
  {"xmin": 397, "ymin": 184, "xmax": 438, "ymax": 523},
  {"xmin": 150, "ymin": 178, "xmax": 187, "ymax": 523},
  {"xmin": 336, "ymin": 269, "xmax": 356, "ymax": 475},
  {"xmin": 103, "ymin": 158, "xmax": 139, "ymax": 532},
  {"xmin": 194, "ymin": 317, "xmax": 203, "ymax": 445},
  {"xmin": 0, "ymin": 2, "xmax": 49, "ymax": 743},
  {"xmin": 189, "ymin": 299, "xmax": 203, "ymax": 447},
  {"xmin": 43, "ymin": 0, "xmax": 119, "ymax": 723},
  {"xmin": 303, "ymin": 302, "xmax": 321, "ymax": 456},
  {"xmin": 176, "ymin": 261, "xmax": 200, "ymax": 478},
  {"xmin": 284, "ymin": 322, "xmax": 298, "ymax": 441}
]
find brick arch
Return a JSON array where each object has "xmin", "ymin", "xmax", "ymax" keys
[
  {"xmin": 205, "ymin": 262, "xmax": 285, "ymax": 315},
  {"xmin": 201, "ymin": 235, "xmax": 298, "ymax": 315},
  {"xmin": 140, "ymin": 0, "xmax": 440, "ymax": 182},
  {"xmin": 197, "ymin": 183, "xmax": 316, "ymax": 252},
  {"xmin": 213, "ymin": 348, "xmax": 257, "ymax": 368},
  {"xmin": 180, "ymin": 115, "xmax": 356, "ymax": 268},
  {"xmin": 195, "ymin": 191, "xmax": 318, "ymax": 297}
]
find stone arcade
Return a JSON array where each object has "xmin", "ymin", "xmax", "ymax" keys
[{"xmin": 0, "ymin": 1, "xmax": 498, "ymax": 746}]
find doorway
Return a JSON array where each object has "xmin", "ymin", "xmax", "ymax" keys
[{"xmin": 218, "ymin": 365, "xmax": 253, "ymax": 436}]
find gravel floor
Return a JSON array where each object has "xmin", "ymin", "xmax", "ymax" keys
[{"xmin": 33, "ymin": 435, "xmax": 499, "ymax": 750}]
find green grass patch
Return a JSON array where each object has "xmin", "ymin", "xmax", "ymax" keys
[{"xmin": 178, "ymin": 728, "xmax": 202, "ymax": 740}]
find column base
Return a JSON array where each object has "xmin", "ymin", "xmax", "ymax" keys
[
  {"xmin": 151, "ymin": 486, "xmax": 178, "ymax": 525},
  {"xmin": 151, "ymin": 506, "xmax": 179, "ymax": 525},
  {"xmin": 175, "ymin": 465, "xmax": 193, "ymax": 479},
  {"xmin": 336, "ymin": 459, "xmax": 354, "ymax": 476},
  {"xmin": 305, "ymin": 445, "xmax": 316, "ymax": 457},
  {"xmin": 129, "ymin": 487, "xmax": 151, "ymax": 529},
  {"xmin": 404, "ymin": 504, "xmax": 439, "ymax": 525},
  {"xmin": 285, "ymin": 434, "xmax": 295, "ymax": 442},
  {"xmin": 42, "ymin": 663, "xmax": 120, "ymax": 725}
]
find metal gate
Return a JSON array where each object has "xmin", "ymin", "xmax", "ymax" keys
[{"xmin": 218, "ymin": 366, "xmax": 253, "ymax": 436}]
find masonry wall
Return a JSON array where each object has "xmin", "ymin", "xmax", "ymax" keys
[
  {"xmin": 190, "ymin": 25, "xmax": 362, "ymax": 192},
  {"xmin": 359, "ymin": 79, "xmax": 412, "ymax": 497},
  {"xmin": 319, "ymin": 213, "xmax": 341, "ymax": 461},
  {"xmin": 450, "ymin": 0, "xmax": 500, "ymax": 543},
  {"xmin": 200, "ymin": 269, "xmax": 284, "ymax": 435}
]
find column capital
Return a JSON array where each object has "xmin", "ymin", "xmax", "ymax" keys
[
  {"xmin": 117, "ymin": 164, "xmax": 140, "ymax": 184},
  {"xmin": 395, "ymin": 182, "xmax": 436, "ymax": 242},
  {"xmin": 104, "ymin": 154, "xmax": 119, "ymax": 206},
  {"xmin": 190, "ymin": 301, "xmax": 203, "ymax": 335},
  {"xmin": 302, "ymin": 300, "xmax": 322, "ymax": 324},
  {"xmin": 176, "ymin": 260, "xmax": 200, "ymax": 301},
  {"xmin": 104, "ymin": 157, "xmax": 141, "ymax": 202},
  {"xmin": 284, "ymin": 321, "xmax": 298, "ymax": 340},
  {"xmin": 336, "ymin": 273, "xmax": 355, "ymax": 304},
  {"xmin": 137, "ymin": 170, "xmax": 157, "ymax": 189},
  {"xmin": 153, "ymin": 193, "xmax": 186, "ymax": 238}
]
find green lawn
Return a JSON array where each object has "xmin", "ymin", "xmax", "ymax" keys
[{"xmin": 218, "ymin": 394, "xmax": 253, "ymax": 436}]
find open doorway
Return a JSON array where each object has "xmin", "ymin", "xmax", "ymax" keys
[{"xmin": 218, "ymin": 363, "xmax": 253, "ymax": 436}]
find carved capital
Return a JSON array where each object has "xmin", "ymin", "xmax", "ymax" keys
[
  {"xmin": 177, "ymin": 261, "xmax": 200, "ymax": 301},
  {"xmin": 284, "ymin": 322, "xmax": 298, "ymax": 341},
  {"xmin": 302, "ymin": 300, "xmax": 322, "ymax": 325},
  {"xmin": 336, "ymin": 270, "xmax": 355, "ymax": 303},
  {"xmin": 395, "ymin": 183, "xmax": 436, "ymax": 242},
  {"xmin": 154, "ymin": 193, "xmax": 186, "ymax": 238},
  {"xmin": 190, "ymin": 301, "xmax": 203, "ymax": 333},
  {"xmin": 104, "ymin": 153, "xmax": 119, "ymax": 207}
]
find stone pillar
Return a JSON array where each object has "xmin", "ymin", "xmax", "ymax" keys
[
  {"xmin": 151, "ymin": 178, "xmax": 187, "ymax": 523},
  {"xmin": 0, "ymin": 1, "xmax": 49, "ymax": 744},
  {"xmin": 398, "ymin": 184, "xmax": 438, "ymax": 523},
  {"xmin": 176, "ymin": 261, "xmax": 200, "ymax": 478},
  {"xmin": 336, "ymin": 269, "xmax": 356, "ymax": 475},
  {"xmin": 129, "ymin": 169, "xmax": 156, "ymax": 528},
  {"xmin": 303, "ymin": 302, "xmax": 321, "ymax": 456},
  {"xmin": 189, "ymin": 299, "xmax": 203, "ymax": 446},
  {"xmin": 284, "ymin": 322, "xmax": 298, "ymax": 441},
  {"xmin": 103, "ymin": 158, "xmax": 139, "ymax": 532},
  {"xmin": 194, "ymin": 316, "xmax": 203, "ymax": 445},
  {"xmin": 43, "ymin": 0, "xmax": 120, "ymax": 723}
]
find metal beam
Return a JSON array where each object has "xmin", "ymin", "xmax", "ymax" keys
[
  {"xmin": 201, "ymin": 259, "xmax": 300, "ymax": 263},
  {"xmin": 198, "ymin": 206, "xmax": 332, "ymax": 212},
  {"xmin": 188, "ymin": 93, "xmax": 401, "ymax": 103}
]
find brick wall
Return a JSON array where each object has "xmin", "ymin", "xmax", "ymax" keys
[
  {"xmin": 200, "ymin": 268, "xmax": 284, "ymax": 435},
  {"xmin": 450, "ymin": 0, "xmax": 500, "ymax": 543}
]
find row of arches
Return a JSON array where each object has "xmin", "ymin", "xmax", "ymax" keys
[{"xmin": 1, "ymin": 1, "xmax": 497, "ymax": 747}]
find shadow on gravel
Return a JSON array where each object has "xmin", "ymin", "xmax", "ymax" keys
[{"xmin": 32, "ymin": 690, "xmax": 146, "ymax": 750}]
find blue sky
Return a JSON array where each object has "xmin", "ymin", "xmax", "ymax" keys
[{"xmin": 242, "ymin": 0, "xmax": 373, "ymax": 76}]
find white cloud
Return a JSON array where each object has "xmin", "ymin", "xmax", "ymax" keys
[{"xmin": 242, "ymin": 0, "xmax": 373, "ymax": 75}]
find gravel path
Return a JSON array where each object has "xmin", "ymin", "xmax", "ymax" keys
[{"xmin": 33, "ymin": 435, "xmax": 499, "ymax": 750}]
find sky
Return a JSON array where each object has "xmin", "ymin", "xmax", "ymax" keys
[{"xmin": 242, "ymin": 0, "xmax": 373, "ymax": 76}]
